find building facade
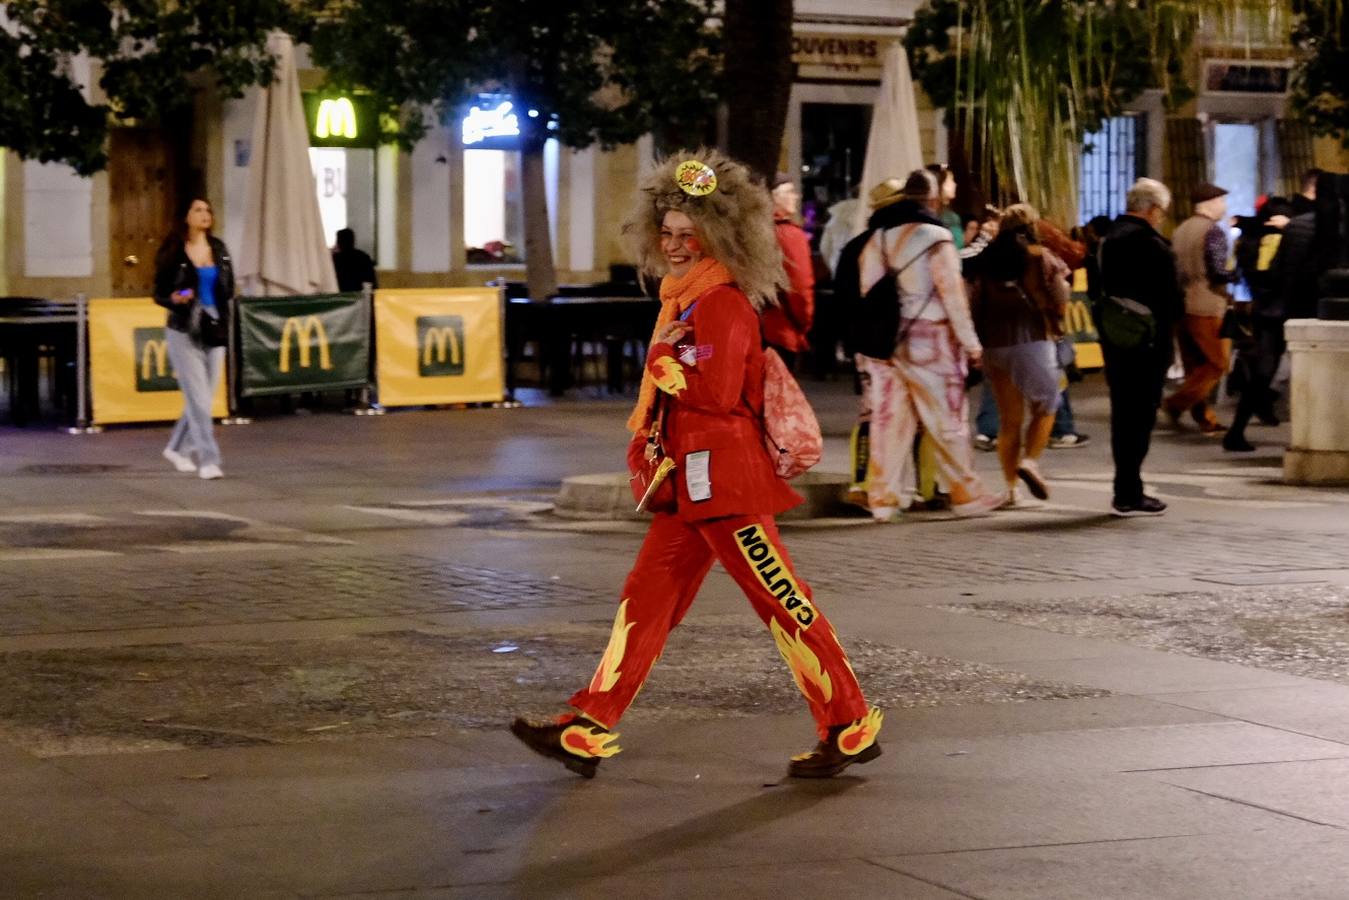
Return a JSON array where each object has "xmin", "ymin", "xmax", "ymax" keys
[{"xmin": 2, "ymin": 5, "xmax": 1346, "ymax": 301}]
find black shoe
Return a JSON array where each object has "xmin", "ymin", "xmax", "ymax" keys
[
  {"xmin": 1110, "ymin": 495, "xmax": 1167, "ymax": 517},
  {"xmin": 509, "ymin": 714, "xmax": 621, "ymax": 779},
  {"xmin": 788, "ymin": 708, "xmax": 884, "ymax": 778},
  {"xmin": 1223, "ymin": 434, "xmax": 1256, "ymax": 452},
  {"xmin": 1255, "ymin": 408, "xmax": 1281, "ymax": 427}
]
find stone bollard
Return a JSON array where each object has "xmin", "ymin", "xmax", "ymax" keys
[{"xmin": 1283, "ymin": 318, "xmax": 1349, "ymax": 485}]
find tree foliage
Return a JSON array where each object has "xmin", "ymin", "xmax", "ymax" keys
[
  {"xmin": 309, "ymin": 0, "xmax": 719, "ymax": 298},
  {"xmin": 905, "ymin": 0, "xmax": 1199, "ymax": 224},
  {"xmin": 309, "ymin": 1, "xmax": 719, "ymax": 156},
  {"xmin": 0, "ymin": 1, "xmax": 301, "ymax": 174},
  {"xmin": 1291, "ymin": 0, "xmax": 1349, "ymax": 145}
]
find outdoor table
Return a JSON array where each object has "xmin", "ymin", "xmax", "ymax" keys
[
  {"xmin": 0, "ymin": 299, "xmax": 79, "ymax": 426},
  {"xmin": 505, "ymin": 295, "xmax": 658, "ymax": 398}
]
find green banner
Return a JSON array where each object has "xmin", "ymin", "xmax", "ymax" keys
[{"xmin": 239, "ymin": 293, "xmax": 371, "ymax": 396}]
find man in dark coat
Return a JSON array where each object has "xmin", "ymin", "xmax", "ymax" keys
[
  {"xmin": 1224, "ymin": 209, "xmax": 1318, "ymax": 451},
  {"xmin": 1098, "ymin": 178, "xmax": 1184, "ymax": 516},
  {"xmin": 332, "ymin": 228, "xmax": 377, "ymax": 293}
]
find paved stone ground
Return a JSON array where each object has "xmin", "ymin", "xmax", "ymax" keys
[{"xmin": 2, "ymin": 376, "xmax": 1349, "ymax": 898}]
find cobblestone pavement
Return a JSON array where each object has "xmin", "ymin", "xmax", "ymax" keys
[
  {"xmin": 0, "ymin": 553, "xmax": 606, "ymax": 636},
  {"xmin": 945, "ymin": 583, "xmax": 1349, "ymax": 684},
  {"xmin": 0, "ymin": 623, "xmax": 1106, "ymax": 755}
]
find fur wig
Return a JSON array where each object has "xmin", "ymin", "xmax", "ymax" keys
[{"xmin": 622, "ymin": 148, "xmax": 787, "ymax": 310}]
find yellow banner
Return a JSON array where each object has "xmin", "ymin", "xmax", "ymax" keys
[
  {"xmin": 373, "ymin": 288, "xmax": 504, "ymax": 407},
  {"xmin": 88, "ymin": 298, "xmax": 229, "ymax": 425}
]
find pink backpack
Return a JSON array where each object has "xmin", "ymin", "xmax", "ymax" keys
[{"xmin": 761, "ymin": 348, "xmax": 822, "ymax": 479}]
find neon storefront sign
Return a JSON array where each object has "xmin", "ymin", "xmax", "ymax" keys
[{"xmin": 462, "ymin": 100, "xmax": 520, "ymax": 145}]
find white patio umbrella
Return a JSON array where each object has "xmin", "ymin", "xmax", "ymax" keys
[
  {"xmin": 853, "ymin": 42, "xmax": 926, "ymax": 235},
  {"xmin": 235, "ymin": 32, "xmax": 338, "ymax": 296}
]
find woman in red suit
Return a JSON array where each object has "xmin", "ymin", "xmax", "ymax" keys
[{"xmin": 511, "ymin": 151, "xmax": 883, "ymax": 779}]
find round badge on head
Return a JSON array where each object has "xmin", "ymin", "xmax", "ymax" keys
[{"xmin": 674, "ymin": 160, "xmax": 718, "ymax": 197}]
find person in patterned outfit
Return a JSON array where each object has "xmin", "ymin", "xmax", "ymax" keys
[{"xmin": 510, "ymin": 150, "xmax": 883, "ymax": 780}]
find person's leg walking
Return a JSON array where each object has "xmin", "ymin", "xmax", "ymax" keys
[
  {"xmin": 568, "ymin": 514, "xmax": 716, "ymax": 729},
  {"xmin": 975, "ymin": 381, "xmax": 999, "ymax": 438},
  {"xmin": 703, "ymin": 515, "xmax": 872, "ymax": 738},
  {"xmin": 164, "ymin": 330, "xmax": 222, "ymax": 468},
  {"xmin": 1052, "ymin": 387, "xmax": 1074, "ymax": 438},
  {"xmin": 860, "ymin": 357, "xmax": 918, "ymax": 516},
  {"xmin": 1103, "ymin": 344, "xmax": 1144, "ymax": 504},
  {"xmin": 989, "ymin": 369, "xmax": 1024, "ymax": 493}
]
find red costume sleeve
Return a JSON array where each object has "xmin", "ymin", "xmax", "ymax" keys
[
  {"xmin": 645, "ymin": 288, "xmax": 754, "ymax": 414},
  {"xmin": 777, "ymin": 222, "xmax": 815, "ymax": 333}
]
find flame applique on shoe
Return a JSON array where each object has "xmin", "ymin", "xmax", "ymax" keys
[
  {"xmin": 650, "ymin": 355, "xmax": 687, "ymax": 395},
  {"xmin": 560, "ymin": 723, "xmax": 623, "ymax": 759},
  {"xmin": 787, "ymin": 707, "xmax": 884, "ymax": 778},
  {"xmin": 589, "ymin": 599, "xmax": 634, "ymax": 694},
  {"xmin": 509, "ymin": 713, "xmax": 622, "ymax": 779},
  {"xmin": 771, "ymin": 619, "xmax": 833, "ymax": 706},
  {"xmin": 837, "ymin": 707, "xmax": 884, "ymax": 755}
]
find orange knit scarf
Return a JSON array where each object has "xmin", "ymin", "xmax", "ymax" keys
[{"xmin": 625, "ymin": 258, "xmax": 735, "ymax": 433}]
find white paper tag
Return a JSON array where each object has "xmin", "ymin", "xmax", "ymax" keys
[{"xmin": 685, "ymin": 450, "xmax": 711, "ymax": 502}]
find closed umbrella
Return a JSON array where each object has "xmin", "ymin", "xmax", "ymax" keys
[
  {"xmin": 235, "ymin": 32, "xmax": 338, "ymax": 296},
  {"xmin": 853, "ymin": 42, "xmax": 925, "ymax": 235}
]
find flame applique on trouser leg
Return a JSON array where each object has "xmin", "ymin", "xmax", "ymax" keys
[
  {"xmin": 706, "ymin": 515, "xmax": 869, "ymax": 739},
  {"xmin": 771, "ymin": 618, "xmax": 833, "ymax": 707},
  {"xmin": 568, "ymin": 514, "xmax": 716, "ymax": 728},
  {"xmin": 650, "ymin": 355, "xmax": 687, "ymax": 395},
  {"xmin": 589, "ymin": 599, "xmax": 634, "ymax": 693}
]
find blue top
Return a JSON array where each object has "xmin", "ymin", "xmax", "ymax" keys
[{"xmin": 196, "ymin": 265, "xmax": 219, "ymax": 310}]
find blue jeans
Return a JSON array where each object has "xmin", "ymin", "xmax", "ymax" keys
[
  {"xmin": 164, "ymin": 328, "xmax": 224, "ymax": 467},
  {"xmin": 976, "ymin": 382, "xmax": 1076, "ymax": 438}
]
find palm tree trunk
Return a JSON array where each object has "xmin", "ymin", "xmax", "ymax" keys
[{"xmin": 722, "ymin": 0, "xmax": 795, "ymax": 181}]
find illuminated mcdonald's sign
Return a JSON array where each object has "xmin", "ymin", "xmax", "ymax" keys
[
  {"xmin": 279, "ymin": 315, "xmax": 333, "ymax": 373},
  {"xmin": 315, "ymin": 97, "xmax": 358, "ymax": 140},
  {"xmin": 417, "ymin": 315, "xmax": 465, "ymax": 377}
]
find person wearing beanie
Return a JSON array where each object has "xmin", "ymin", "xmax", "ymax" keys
[
  {"xmin": 510, "ymin": 150, "xmax": 883, "ymax": 780},
  {"xmin": 761, "ymin": 173, "xmax": 815, "ymax": 369},
  {"xmin": 1164, "ymin": 182, "xmax": 1239, "ymax": 434}
]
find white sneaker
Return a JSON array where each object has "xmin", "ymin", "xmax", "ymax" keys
[
  {"xmin": 198, "ymin": 464, "xmax": 224, "ymax": 480},
  {"xmin": 952, "ymin": 494, "xmax": 1001, "ymax": 518},
  {"xmin": 1016, "ymin": 458, "xmax": 1049, "ymax": 500},
  {"xmin": 163, "ymin": 448, "xmax": 196, "ymax": 473},
  {"xmin": 997, "ymin": 487, "xmax": 1022, "ymax": 510}
]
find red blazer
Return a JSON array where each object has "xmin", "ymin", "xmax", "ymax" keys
[
  {"xmin": 630, "ymin": 284, "xmax": 802, "ymax": 522},
  {"xmin": 761, "ymin": 219, "xmax": 815, "ymax": 353}
]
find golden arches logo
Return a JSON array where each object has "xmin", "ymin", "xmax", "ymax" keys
[
  {"xmin": 315, "ymin": 98, "xmax": 358, "ymax": 140},
  {"xmin": 422, "ymin": 326, "xmax": 462, "ymax": 369},
  {"xmin": 140, "ymin": 338, "xmax": 171, "ymax": 381},
  {"xmin": 279, "ymin": 316, "xmax": 333, "ymax": 373},
  {"xmin": 1063, "ymin": 299, "xmax": 1096, "ymax": 336}
]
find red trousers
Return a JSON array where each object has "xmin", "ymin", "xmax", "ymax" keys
[
  {"xmin": 569, "ymin": 513, "xmax": 869, "ymax": 739},
  {"xmin": 1166, "ymin": 314, "xmax": 1229, "ymax": 425}
]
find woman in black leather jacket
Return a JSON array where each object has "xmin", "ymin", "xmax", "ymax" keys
[{"xmin": 152, "ymin": 196, "xmax": 234, "ymax": 479}]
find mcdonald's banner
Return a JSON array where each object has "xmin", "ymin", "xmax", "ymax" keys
[
  {"xmin": 1064, "ymin": 268, "xmax": 1104, "ymax": 370},
  {"xmin": 87, "ymin": 298, "xmax": 229, "ymax": 425},
  {"xmin": 373, "ymin": 288, "xmax": 504, "ymax": 407},
  {"xmin": 238, "ymin": 294, "xmax": 371, "ymax": 396}
]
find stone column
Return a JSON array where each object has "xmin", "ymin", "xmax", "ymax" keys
[{"xmin": 1284, "ymin": 319, "xmax": 1349, "ymax": 485}]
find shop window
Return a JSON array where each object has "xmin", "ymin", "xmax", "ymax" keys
[
  {"xmin": 463, "ymin": 149, "xmax": 525, "ymax": 264},
  {"xmin": 303, "ymin": 93, "xmax": 378, "ymax": 254},
  {"xmin": 1079, "ymin": 115, "xmax": 1142, "ymax": 225}
]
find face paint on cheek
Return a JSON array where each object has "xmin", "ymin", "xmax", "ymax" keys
[{"xmin": 685, "ymin": 237, "xmax": 703, "ymax": 254}]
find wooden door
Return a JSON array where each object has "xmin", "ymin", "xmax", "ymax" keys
[{"xmin": 108, "ymin": 128, "xmax": 177, "ymax": 297}]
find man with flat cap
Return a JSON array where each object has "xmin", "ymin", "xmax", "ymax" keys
[{"xmin": 1164, "ymin": 182, "xmax": 1239, "ymax": 433}]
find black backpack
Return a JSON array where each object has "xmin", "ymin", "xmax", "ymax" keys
[{"xmin": 843, "ymin": 227, "xmax": 950, "ymax": 360}]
